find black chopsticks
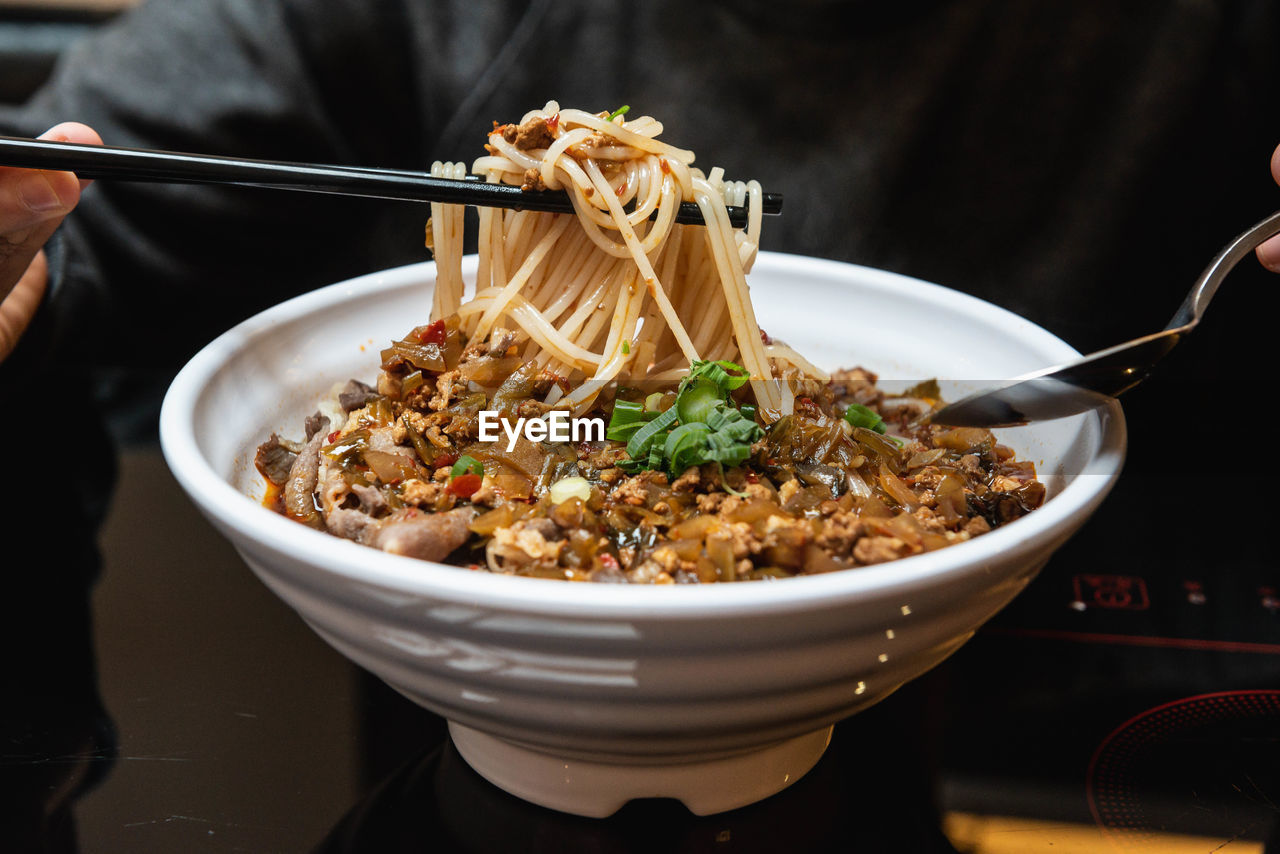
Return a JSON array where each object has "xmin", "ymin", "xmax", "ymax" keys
[{"xmin": 0, "ymin": 135, "xmax": 781, "ymax": 228}]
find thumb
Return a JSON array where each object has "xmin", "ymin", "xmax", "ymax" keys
[
  {"xmin": 0, "ymin": 170, "xmax": 79, "ymax": 304},
  {"xmin": 1257, "ymin": 142, "xmax": 1280, "ymax": 271},
  {"xmin": 0, "ymin": 122, "xmax": 100, "ymax": 362},
  {"xmin": 0, "ymin": 123, "xmax": 92, "ymax": 304}
]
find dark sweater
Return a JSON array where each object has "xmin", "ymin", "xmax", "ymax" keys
[{"xmin": 2, "ymin": 0, "xmax": 1279, "ymax": 447}]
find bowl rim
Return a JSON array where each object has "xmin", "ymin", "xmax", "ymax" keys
[{"xmin": 160, "ymin": 252, "xmax": 1126, "ymax": 619}]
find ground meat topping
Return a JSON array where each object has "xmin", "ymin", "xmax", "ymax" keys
[
  {"xmin": 521, "ymin": 167, "xmax": 546, "ymax": 192},
  {"xmin": 854, "ymin": 536, "xmax": 911, "ymax": 565},
  {"xmin": 257, "ymin": 332, "xmax": 1045, "ymax": 583},
  {"xmin": 503, "ymin": 116, "xmax": 556, "ymax": 151}
]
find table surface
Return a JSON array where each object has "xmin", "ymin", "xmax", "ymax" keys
[{"xmin": 3, "ymin": 438, "xmax": 1278, "ymax": 853}]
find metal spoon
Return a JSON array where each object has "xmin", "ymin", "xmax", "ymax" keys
[{"xmin": 928, "ymin": 209, "xmax": 1280, "ymax": 427}]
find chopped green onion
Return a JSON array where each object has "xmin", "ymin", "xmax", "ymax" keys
[
  {"xmin": 611, "ymin": 358, "xmax": 762, "ymax": 478},
  {"xmin": 663, "ymin": 422, "xmax": 712, "ymax": 476},
  {"xmin": 843, "ymin": 403, "xmax": 887, "ymax": 434},
  {"xmin": 606, "ymin": 105, "xmax": 631, "ymax": 122},
  {"xmin": 621, "ymin": 340, "xmax": 630, "ymax": 355},
  {"xmin": 623, "ymin": 405, "xmax": 679, "ymax": 468},
  {"xmin": 606, "ymin": 399, "xmax": 658, "ymax": 442},
  {"xmin": 675, "ymin": 377, "xmax": 722, "ymax": 425},
  {"xmin": 450, "ymin": 455, "xmax": 483, "ymax": 479},
  {"xmin": 682, "ymin": 359, "xmax": 750, "ymax": 395}
]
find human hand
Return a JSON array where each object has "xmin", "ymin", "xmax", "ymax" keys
[
  {"xmin": 1257, "ymin": 142, "xmax": 1280, "ymax": 272},
  {"xmin": 0, "ymin": 122, "xmax": 101, "ymax": 361}
]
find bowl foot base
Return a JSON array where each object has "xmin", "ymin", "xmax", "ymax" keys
[{"xmin": 448, "ymin": 722, "xmax": 833, "ymax": 818}]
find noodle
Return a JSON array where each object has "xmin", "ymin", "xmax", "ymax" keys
[
  {"xmin": 426, "ymin": 160, "xmax": 467, "ymax": 321},
  {"xmin": 425, "ymin": 101, "xmax": 805, "ymax": 415}
]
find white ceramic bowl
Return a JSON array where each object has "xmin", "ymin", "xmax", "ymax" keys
[{"xmin": 160, "ymin": 253, "xmax": 1124, "ymax": 817}]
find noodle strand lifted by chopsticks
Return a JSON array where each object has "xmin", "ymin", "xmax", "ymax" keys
[{"xmin": 427, "ymin": 101, "xmax": 809, "ymax": 415}]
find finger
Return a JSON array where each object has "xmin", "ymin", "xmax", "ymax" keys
[
  {"xmin": 1258, "ymin": 235, "xmax": 1280, "ymax": 272},
  {"xmin": 0, "ymin": 123, "xmax": 100, "ymax": 305},
  {"xmin": 36, "ymin": 122, "xmax": 103, "ymax": 191},
  {"xmin": 0, "ymin": 162, "xmax": 80, "ymax": 241},
  {"xmin": 0, "ymin": 123, "xmax": 100, "ymax": 361},
  {"xmin": 1258, "ymin": 142, "xmax": 1280, "ymax": 272},
  {"xmin": 0, "ymin": 122, "xmax": 100, "ymax": 237},
  {"xmin": 0, "ymin": 249, "xmax": 49, "ymax": 361}
]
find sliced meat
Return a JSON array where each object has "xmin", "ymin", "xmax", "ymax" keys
[
  {"xmin": 284, "ymin": 416, "xmax": 330, "ymax": 528},
  {"xmin": 303, "ymin": 410, "xmax": 329, "ymax": 441},
  {"xmin": 338, "ymin": 379, "xmax": 380, "ymax": 413},
  {"xmin": 326, "ymin": 506, "xmax": 379, "ymax": 542},
  {"xmin": 372, "ymin": 507, "xmax": 476, "ymax": 562},
  {"xmin": 254, "ymin": 434, "xmax": 297, "ymax": 485},
  {"xmin": 316, "ymin": 453, "xmax": 350, "ymax": 516},
  {"xmin": 349, "ymin": 483, "xmax": 388, "ymax": 515}
]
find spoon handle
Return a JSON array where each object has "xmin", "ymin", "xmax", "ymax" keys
[{"xmin": 1166, "ymin": 208, "xmax": 1280, "ymax": 331}]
